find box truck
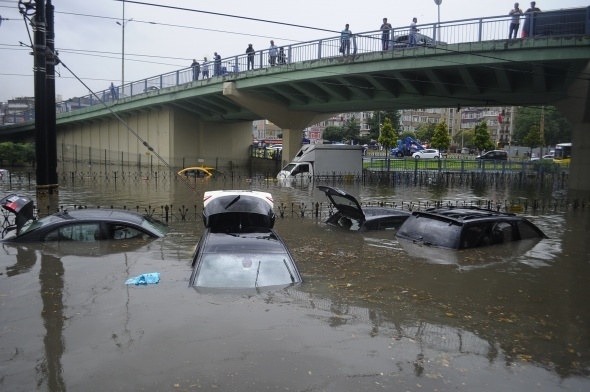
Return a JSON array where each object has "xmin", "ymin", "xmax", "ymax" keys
[{"xmin": 276, "ymin": 144, "xmax": 364, "ymax": 180}]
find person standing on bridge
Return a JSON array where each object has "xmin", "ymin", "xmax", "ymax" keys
[
  {"xmin": 340, "ymin": 24, "xmax": 352, "ymax": 56},
  {"xmin": 191, "ymin": 59, "xmax": 200, "ymax": 81},
  {"xmin": 109, "ymin": 82, "xmax": 118, "ymax": 100},
  {"xmin": 269, "ymin": 40, "xmax": 278, "ymax": 66},
  {"xmin": 380, "ymin": 18, "xmax": 392, "ymax": 50},
  {"xmin": 409, "ymin": 17, "xmax": 419, "ymax": 47},
  {"xmin": 508, "ymin": 3, "xmax": 523, "ymax": 39},
  {"xmin": 213, "ymin": 52, "xmax": 222, "ymax": 76},
  {"xmin": 522, "ymin": 1, "xmax": 541, "ymax": 38},
  {"xmin": 246, "ymin": 44, "xmax": 255, "ymax": 70},
  {"xmin": 202, "ymin": 57, "xmax": 209, "ymax": 79},
  {"xmin": 278, "ymin": 47, "xmax": 287, "ymax": 65}
]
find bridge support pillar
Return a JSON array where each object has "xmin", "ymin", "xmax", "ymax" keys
[
  {"xmin": 555, "ymin": 61, "xmax": 590, "ymax": 198},
  {"xmin": 223, "ymin": 82, "xmax": 332, "ymax": 164}
]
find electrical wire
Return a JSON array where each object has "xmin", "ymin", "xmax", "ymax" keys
[{"xmin": 53, "ymin": 51, "xmax": 199, "ymax": 194}]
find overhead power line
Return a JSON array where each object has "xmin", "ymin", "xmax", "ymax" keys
[{"xmin": 114, "ymin": 0, "xmax": 339, "ymax": 34}]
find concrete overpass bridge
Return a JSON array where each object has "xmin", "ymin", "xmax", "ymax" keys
[{"xmin": 2, "ymin": 8, "xmax": 590, "ymax": 194}]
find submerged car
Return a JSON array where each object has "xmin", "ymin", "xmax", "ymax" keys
[
  {"xmin": 396, "ymin": 206, "xmax": 546, "ymax": 249},
  {"xmin": 190, "ymin": 190, "xmax": 302, "ymax": 290},
  {"xmin": 318, "ymin": 186, "xmax": 410, "ymax": 232},
  {"xmin": 178, "ymin": 166, "xmax": 223, "ymax": 179},
  {"xmin": 1, "ymin": 194, "xmax": 168, "ymax": 242}
]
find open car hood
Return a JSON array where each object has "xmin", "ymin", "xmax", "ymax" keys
[
  {"xmin": 317, "ymin": 186, "xmax": 365, "ymax": 221},
  {"xmin": 1, "ymin": 194, "xmax": 34, "ymax": 237},
  {"xmin": 203, "ymin": 193, "xmax": 275, "ymax": 230}
]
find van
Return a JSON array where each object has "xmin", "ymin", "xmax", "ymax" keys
[{"xmin": 476, "ymin": 150, "xmax": 508, "ymax": 161}]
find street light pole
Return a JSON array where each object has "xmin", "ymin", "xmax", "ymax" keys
[
  {"xmin": 434, "ymin": 0, "xmax": 442, "ymax": 42},
  {"xmin": 115, "ymin": 1, "xmax": 132, "ymax": 90}
]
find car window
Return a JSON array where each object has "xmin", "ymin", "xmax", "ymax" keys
[
  {"xmin": 44, "ymin": 223, "xmax": 101, "ymax": 242},
  {"xmin": 108, "ymin": 224, "xmax": 145, "ymax": 240},
  {"xmin": 194, "ymin": 253, "xmax": 295, "ymax": 288},
  {"xmin": 397, "ymin": 216, "xmax": 461, "ymax": 248},
  {"xmin": 516, "ymin": 220, "xmax": 543, "ymax": 239}
]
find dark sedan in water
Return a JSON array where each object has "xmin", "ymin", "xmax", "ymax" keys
[
  {"xmin": 1, "ymin": 194, "xmax": 168, "ymax": 242},
  {"xmin": 396, "ymin": 206, "xmax": 546, "ymax": 249},
  {"xmin": 318, "ymin": 186, "xmax": 410, "ymax": 232}
]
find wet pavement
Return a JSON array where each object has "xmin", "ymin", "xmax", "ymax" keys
[{"xmin": 1, "ymin": 178, "xmax": 589, "ymax": 391}]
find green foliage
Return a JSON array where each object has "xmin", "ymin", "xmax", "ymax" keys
[
  {"xmin": 399, "ymin": 130, "xmax": 417, "ymax": 140},
  {"xmin": 513, "ymin": 106, "xmax": 571, "ymax": 146},
  {"xmin": 0, "ymin": 142, "xmax": 35, "ymax": 165},
  {"xmin": 430, "ymin": 121, "xmax": 451, "ymax": 151},
  {"xmin": 366, "ymin": 110, "xmax": 401, "ymax": 140},
  {"xmin": 414, "ymin": 123, "xmax": 436, "ymax": 143},
  {"xmin": 523, "ymin": 125, "xmax": 543, "ymax": 153},
  {"xmin": 453, "ymin": 129, "xmax": 474, "ymax": 149},
  {"xmin": 322, "ymin": 125, "xmax": 344, "ymax": 142},
  {"xmin": 342, "ymin": 118, "xmax": 361, "ymax": 143},
  {"xmin": 377, "ymin": 118, "xmax": 397, "ymax": 150},
  {"xmin": 473, "ymin": 121, "xmax": 494, "ymax": 152}
]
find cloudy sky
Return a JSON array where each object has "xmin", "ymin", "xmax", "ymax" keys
[{"xmin": 0, "ymin": 0, "xmax": 588, "ymax": 103}]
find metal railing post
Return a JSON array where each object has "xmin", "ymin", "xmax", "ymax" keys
[
  {"xmin": 318, "ymin": 39, "xmax": 322, "ymax": 59},
  {"xmin": 478, "ymin": 18, "xmax": 483, "ymax": 42}
]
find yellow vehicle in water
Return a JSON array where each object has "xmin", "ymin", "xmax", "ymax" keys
[
  {"xmin": 178, "ymin": 166, "xmax": 223, "ymax": 179},
  {"xmin": 553, "ymin": 143, "xmax": 572, "ymax": 165}
]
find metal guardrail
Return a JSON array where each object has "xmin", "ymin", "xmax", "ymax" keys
[{"xmin": 2, "ymin": 7, "xmax": 588, "ymax": 126}]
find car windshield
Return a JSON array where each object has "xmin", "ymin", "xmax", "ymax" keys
[
  {"xmin": 194, "ymin": 252, "xmax": 295, "ymax": 288},
  {"xmin": 18, "ymin": 215, "xmax": 62, "ymax": 235},
  {"xmin": 141, "ymin": 215, "xmax": 169, "ymax": 236}
]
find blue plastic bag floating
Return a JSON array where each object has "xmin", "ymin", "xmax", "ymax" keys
[{"xmin": 125, "ymin": 272, "xmax": 160, "ymax": 285}]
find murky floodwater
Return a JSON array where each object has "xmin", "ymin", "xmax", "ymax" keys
[{"xmin": 1, "ymin": 175, "xmax": 589, "ymax": 391}]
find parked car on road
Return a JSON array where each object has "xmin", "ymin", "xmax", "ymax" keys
[
  {"xmin": 412, "ymin": 149, "xmax": 441, "ymax": 159},
  {"xmin": 190, "ymin": 190, "xmax": 302, "ymax": 290},
  {"xmin": 318, "ymin": 186, "xmax": 410, "ymax": 232},
  {"xmin": 476, "ymin": 150, "xmax": 508, "ymax": 160},
  {"xmin": 1, "ymin": 194, "xmax": 168, "ymax": 242},
  {"xmin": 396, "ymin": 206, "xmax": 546, "ymax": 250},
  {"xmin": 391, "ymin": 33, "xmax": 445, "ymax": 49}
]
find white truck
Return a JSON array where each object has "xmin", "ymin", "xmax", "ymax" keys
[{"xmin": 276, "ymin": 144, "xmax": 364, "ymax": 180}]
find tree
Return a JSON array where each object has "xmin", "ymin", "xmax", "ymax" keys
[
  {"xmin": 414, "ymin": 122, "xmax": 436, "ymax": 144},
  {"xmin": 377, "ymin": 118, "xmax": 397, "ymax": 150},
  {"xmin": 322, "ymin": 125, "xmax": 344, "ymax": 142},
  {"xmin": 513, "ymin": 106, "xmax": 572, "ymax": 146},
  {"xmin": 342, "ymin": 118, "xmax": 361, "ymax": 143},
  {"xmin": 473, "ymin": 121, "xmax": 494, "ymax": 152},
  {"xmin": 453, "ymin": 129, "xmax": 474, "ymax": 150},
  {"xmin": 523, "ymin": 125, "xmax": 543, "ymax": 155},
  {"xmin": 430, "ymin": 121, "xmax": 451, "ymax": 152},
  {"xmin": 366, "ymin": 110, "xmax": 402, "ymax": 140},
  {"xmin": 399, "ymin": 130, "xmax": 417, "ymax": 140}
]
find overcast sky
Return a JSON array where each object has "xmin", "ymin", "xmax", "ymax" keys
[{"xmin": 1, "ymin": 0, "xmax": 588, "ymax": 103}]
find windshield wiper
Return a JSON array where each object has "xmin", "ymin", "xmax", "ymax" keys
[
  {"xmin": 282, "ymin": 258, "xmax": 295, "ymax": 283},
  {"xmin": 254, "ymin": 260, "xmax": 261, "ymax": 288}
]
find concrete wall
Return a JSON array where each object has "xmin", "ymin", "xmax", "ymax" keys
[{"xmin": 54, "ymin": 106, "xmax": 252, "ymax": 173}]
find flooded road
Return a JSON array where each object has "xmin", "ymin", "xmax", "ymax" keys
[{"xmin": 1, "ymin": 176, "xmax": 589, "ymax": 391}]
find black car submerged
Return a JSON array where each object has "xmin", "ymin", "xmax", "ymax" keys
[
  {"xmin": 318, "ymin": 186, "xmax": 410, "ymax": 232},
  {"xmin": 1, "ymin": 194, "xmax": 168, "ymax": 242},
  {"xmin": 396, "ymin": 206, "xmax": 546, "ymax": 250}
]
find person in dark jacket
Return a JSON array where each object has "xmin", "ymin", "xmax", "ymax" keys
[{"xmin": 246, "ymin": 44, "xmax": 255, "ymax": 70}]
